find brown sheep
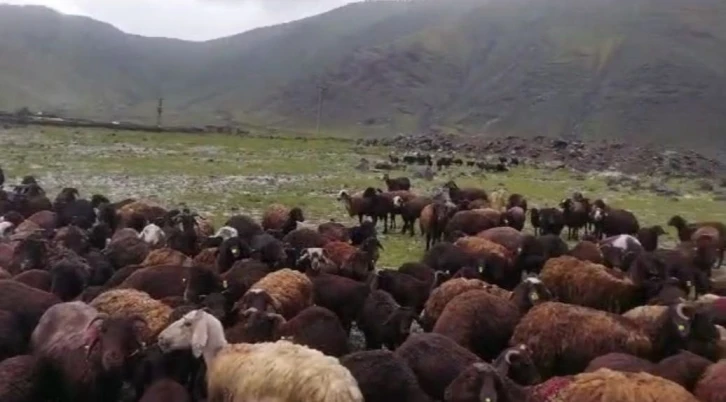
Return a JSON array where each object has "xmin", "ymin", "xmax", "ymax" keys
[
  {"xmin": 653, "ymin": 351, "xmax": 713, "ymax": 392},
  {"xmin": 191, "ymin": 247, "xmax": 218, "ymax": 271},
  {"xmin": 13, "ymin": 269, "xmax": 51, "ymax": 292},
  {"xmin": 540, "ymin": 256, "xmax": 638, "ymax": 313},
  {"xmin": 118, "ymin": 201, "xmax": 166, "ymax": 228},
  {"xmin": 510, "ymin": 302, "xmax": 652, "ymax": 378},
  {"xmin": 317, "ymin": 221, "xmax": 350, "ymax": 243},
  {"xmin": 443, "ymin": 181, "xmax": 488, "ymax": 204},
  {"xmin": 445, "ymin": 210, "xmax": 500, "ymax": 241},
  {"xmin": 637, "ymin": 225, "xmax": 666, "ymax": 252},
  {"xmin": 117, "ymin": 264, "xmax": 223, "ymax": 302},
  {"xmin": 693, "ymin": 359, "xmax": 726, "ymax": 402},
  {"xmin": 90, "ymin": 289, "xmax": 171, "ymax": 342},
  {"xmin": 221, "ymin": 260, "xmax": 272, "ymax": 303},
  {"xmin": 323, "ymin": 241, "xmax": 358, "ymax": 267},
  {"xmin": 0, "ymin": 354, "xmax": 40, "ymax": 402},
  {"xmin": 420, "ymin": 278, "xmax": 491, "ymax": 331},
  {"xmin": 557, "ymin": 369, "xmax": 698, "ymax": 402},
  {"xmin": 568, "ymin": 241, "xmax": 605, "ymax": 264},
  {"xmin": 395, "ymin": 333, "xmax": 481, "ymax": 400},
  {"xmin": 24, "ymin": 210, "xmax": 57, "ymax": 233},
  {"xmin": 503, "ymin": 207, "xmax": 526, "ymax": 231},
  {"xmin": 395, "ymin": 195, "xmax": 432, "ymax": 236},
  {"xmin": 584, "ymin": 353, "xmax": 655, "ymax": 374},
  {"xmin": 262, "ymin": 204, "xmax": 298, "ymax": 232},
  {"xmin": 0, "ymin": 280, "xmax": 60, "ymax": 341},
  {"xmin": 476, "ymin": 226, "xmax": 524, "ymax": 256},
  {"xmin": 420, "ymin": 202, "xmax": 457, "ymax": 251},
  {"xmin": 282, "ymin": 228, "xmax": 328, "ymax": 250},
  {"xmin": 104, "ymin": 235, "xmax": 150, "ymax": 270},
  {"xmin": 141, "ymin": 248, "xmax": 192, "ymax": 268},
  {"xmin": 668, "ymin": 215, "xmax": 726, "ymax": 266},
  {"xmin": 433, "ymin": 289, "xmax": 521, "ymax": 360},
  {"xmin": 236, "ymin": 268, "xmax": 313, "ymax": 319},
  {"xmin": 337, "ymin": 190, "xmax": 370, "ymax": 224},
  {"xmin": 454, "ymin": 236, "xmax": 520, "ymax": 289}
]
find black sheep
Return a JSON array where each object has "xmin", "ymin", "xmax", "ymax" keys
[
  {"xmin": 216, "ymin": 237, "xmax": 252, "ymax": 273},
  {"xmin": 308, "ymin": 272, "xmax": 370, "ymax": 332},
  {"xmin": 382, "ymin": 174, "xmax": 411, "ymax": 191},
  {"xmin": 537, "ymin": 207, "xmax": 565, "ymax": 236},
  {"xmin": 340, "ymin": 350, "xmax": 433, "ymax": 402},
  {"xmin": 422, "ymin": 242, "xmax": 478, "ymax": 275},
  {"xmin": 357, "ymin": 290, "xmax": 416, "ymax": 349}
]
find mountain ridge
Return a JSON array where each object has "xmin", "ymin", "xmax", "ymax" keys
[{"xmin": 1, "ymin": 0, "xmax": 725, "ymax": 153}]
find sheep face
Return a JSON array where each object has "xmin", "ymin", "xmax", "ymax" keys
[
  {"xmin": 494, "ymin": 345, "xmax": 541, "ymax": 386},
  {"xmin": 591, "ymin": 207, "xmax": 606, "ymax": 222},
  {"xmin": 668, "ymin": 303, "xmax": 696, "ymax": 339},
  {"xmin": 236, "ymin": 289, "xmax": 277, "ymax": 315},
  {"xmin": 139, "ymin": 224, "xmax": 165, "ymax": 247},
  {"xmin": 512, "ymin": 277, "xmax": 552, "ymax": 309},
  {"xmin": 236, "ymin": 308, "xmax": 284, "ymax": 342},
  {"xmin": 667, "ymin": 215, "xmax": 687, "ymax": 229},
  {"xmin": 445, "ymin": 363, "xmax": 501, "ymax": 402},
  {"xmin": 14, "ymin": 234, "xmax": 48, "ymax": 271},
  {"xmin": 289, "ymin": 208, "xmax": 305, "ymax": 223},
  {"xmin": 297, "ymin": 248, "xmax": 333, "ymax": 273},
  {"xmin": 84, "ymin": 315, "xmax": 148, "ymax": 373},
  {"xmin": 158, "ymin": 310, "xmax": 204, "ymax": 356}
]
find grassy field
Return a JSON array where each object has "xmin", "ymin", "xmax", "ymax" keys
[{"xmin": 2, "ymin": 126, "xmax": 726, "ymax": 268}]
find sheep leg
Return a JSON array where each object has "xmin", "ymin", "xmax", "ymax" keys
[{"xmin": 383, "ymin": 215, "xmax": 389, "ymax": 234}]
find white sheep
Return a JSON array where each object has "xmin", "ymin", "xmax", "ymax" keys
[
  {"xmin": 138, "ymin": 223, "xmax": 165, "ymax": 248},
  {"xmin": 158, "ymin": 310, "xmax": 363, "ymax": 402}
]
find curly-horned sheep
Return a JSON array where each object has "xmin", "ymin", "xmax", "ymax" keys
[
  {"xmin": 395, "ymin": 333, "xmax": 481, "ymax": 400},
  {"xmin": 157, "ymin": 310, "xmax": 364, "ymax": 402},
  {"xmin": 357, "ymin": 289, "xmax": 416, "ymax": 349},
  {"xmin": 622, "ymin": 303, "xmax": 721, "ymax": 361},
  {"xmin": 31, "ymin": 302, "xmax": 148, "ymax": 402},
  {"xmin": 341, "ymin": 350, "xmax": 432, "ymax": 402},
  {"xmin": 694, "ymin": 359, "xmax": 726, "ymax": 402},
  {"xmin": 510, "ymin": 302, "xmax": 652, "ymax": 378},
  {"xmin": 90, "ymin": 289, "xmax": 171, "ymax": 341},
  {"xmin": 236, "ymin": 268, "xmax": 313, "ymax": 319},
  {"xmin": 540, "ymin": 256, "xmax": 638, "ymax": 313},
  {"xmin": 433, "ymin": 289, "xmax": 521, "ymax": 360}
]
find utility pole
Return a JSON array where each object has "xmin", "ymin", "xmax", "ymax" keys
[
  {"xmin": 156, "ymin": 97, "xmax": 164, "ymax": 128},
  {"xmin": 315, "ymin": 83, "xmax": 327, "ymax": 135}
]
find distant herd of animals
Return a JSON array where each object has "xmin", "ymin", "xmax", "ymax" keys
[
  {"xmin": 0, "ymin": 161, "xmax": 725, "ymax": 402},
  {"xmin": 389, "ymin": 152, "xmax": 519, "ymax": 172}
]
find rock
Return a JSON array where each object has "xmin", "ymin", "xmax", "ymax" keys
[
  {"xmin": 697, "ymin": 180, "xmax": 715, "ymax": 192},
  {"xmin": 355, "ymin": 158, "xmax": 370, "ymax": 171}
]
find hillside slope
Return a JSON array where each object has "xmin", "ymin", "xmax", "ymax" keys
[{"xmin": 0, "ymin": 0, "xmax": 725, "ymax": 149}]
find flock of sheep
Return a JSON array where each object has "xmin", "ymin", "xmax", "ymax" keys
[{"xmin": 0, "ymin": 163, "xmax": 724, "ymax": 402}]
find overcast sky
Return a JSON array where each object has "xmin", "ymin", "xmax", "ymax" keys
[{"xmin": 0, "ymin": 0, "xmax": 354, "ymax": 41}]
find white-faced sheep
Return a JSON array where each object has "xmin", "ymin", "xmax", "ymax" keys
[
  {"xmin": 157, "ymin": 309, "xmax": 364, "ymax": 402},
  {"xmin": 139, "ymin": 223, "xmax": 166, "ymax": 249}
]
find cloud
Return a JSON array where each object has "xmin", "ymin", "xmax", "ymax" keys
[{"xmin": 0, "ymin": 0, "xmax": 353, "ymax": 40}]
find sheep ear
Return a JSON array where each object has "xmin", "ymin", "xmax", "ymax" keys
[{"xmin": 191, "ymin": 317, "xmax": 208, "ymax": 358}]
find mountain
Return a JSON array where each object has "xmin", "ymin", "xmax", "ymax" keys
[{"xmin": 1, "ymin": 0, "xmax": 725, "ymax": 150}]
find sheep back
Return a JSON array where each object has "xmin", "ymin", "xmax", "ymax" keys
[
  {"xmin": 262, "ymin": 204, "xmax": 290, "ymax": 231},
  {"xmin": 340, "ymin": 350, "xmax": 432, "ymax": 402},
  {"xmin": 0, "ymin": 355, "xmax": 39, "ymax": 402},
  {"xmin": 248, "ymin": 268, "xmax": 313, "ymax": 319},
  {"xmin": 141, "ymin": 248, "xmax": 191, "ymax": 268},
  {"xmin": 278, "ymin": 306, "xmax": 349, "ymax": 357},
  {"xmin": 540, "ymin": 256, "xmax": 638, "ymax": 312},
  {"xmin": 323, "ymin": 241, "xmax": 357, "ymax": 267},
  {"xmin": 694, "ymin": 360, "xmax": 726, "ymax": 402},
  {"xmin": 421, "ymin": 278, "xmax": 489, "ymax": 330},
  {"xmin": 0, "ymin": 280, "xmax": 60, "ymax": 339},
  {"xmin": 454, "ymin": 236, "xmax": 512, "ymax": 262},
  {"xmin": 394, "ymin": 333, "xmax": 480, "ymax": 400},
  {"xmin": 433, "ymin": 289, "xmax": 520, "ymax": 360},
  {"xmin": 207, "ymin": 341, "xmax": 363, "ymax": 402},
  {"xmin": 510, "ymin": 302, "xmax": 652, "ymax": 378},
  {"xmin": 584, "ymin": 353, "xmax": 656, "ymax": 374},
  {"xmin": 90, "ymin": 289, "xmax": 171, "ymax": 341},
  {"xmin": 558, "ymin": 368, "xmax": 698, "ymax": 402},
  {"xmin": 104, "ymin": 236, "xmax": 150, "ymax": 270},
  {"xmin": 653, "ymin": 351, "xmax": 713, "ymax": 392}
]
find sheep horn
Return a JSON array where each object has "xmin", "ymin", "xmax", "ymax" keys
[
  {"xmin": 504, "ymin": 349, "xmax": 520, "ymax": 365},
  {"xmin": 675, "ymin": 303, "xmax": 690, "ymax": 320}
]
